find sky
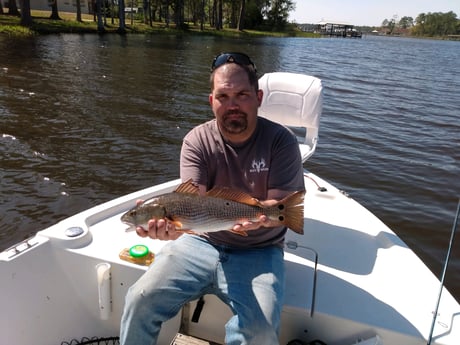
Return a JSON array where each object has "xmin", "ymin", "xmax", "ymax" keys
[{"xmin": 289, "ymin": 0, "xmax": 460, "ymax": 26}]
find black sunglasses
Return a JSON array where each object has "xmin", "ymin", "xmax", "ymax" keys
[{"xmin": 211, "ymin": 52, "xmax": 257, "ymax": 73}]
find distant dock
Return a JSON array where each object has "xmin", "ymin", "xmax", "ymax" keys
[{"xmin": 316, "ymin": 21, "xmax": 362, "ymax": 38}]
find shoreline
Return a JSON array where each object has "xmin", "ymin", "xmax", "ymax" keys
[
  {"xmin": 2, "ymin": 12, "xmax": 457, "ymax": 40},
  {"xmin": 0, "ymin": 11, "xmax": 318, "ymax": 38}
]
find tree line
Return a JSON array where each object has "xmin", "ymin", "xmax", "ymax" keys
[
  {"xmin": 381, "ymin": 11, "xmax": 459, "ymax": 37},
  {"xmin": 2, "ymin": 0, "xmax": 296, "ymax": 34}
]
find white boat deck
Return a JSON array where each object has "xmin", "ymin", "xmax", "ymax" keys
[
  {"xmin": 1, "ymin": 72, "xmax": 459, "ymax": 345},
  {"xmin": 2, "ymin": 170, "xmax": 459, "ymax": 345}
]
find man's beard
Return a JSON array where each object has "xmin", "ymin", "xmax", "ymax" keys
[{"xmin": 221, "ymin": 111, "xmax": 248, "ymax": 135}]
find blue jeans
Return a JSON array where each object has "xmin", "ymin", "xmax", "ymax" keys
[{"xmin": 120, "ymin": 234, "xmax": 285, "ymax": 345}]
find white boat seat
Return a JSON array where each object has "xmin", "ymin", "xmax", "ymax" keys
[{"xmin": 258, "ymin": 72, "xmax": 323, "ymax": 162}]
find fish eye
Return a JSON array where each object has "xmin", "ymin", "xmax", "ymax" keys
[
  {"xmin": 130, "ymin": 210, "xmax": 137, "ymax": 216},
  {"xmin": 278, "ymin": 204, "xmax": 284, "ymax": 210},
  {"xmin": 278, "ymin": 215, "xmax": 284, "ymax": 221}
]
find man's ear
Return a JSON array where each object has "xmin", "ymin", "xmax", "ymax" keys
[{"xmin": 257, "ymin": 89, "xmax": 263, "ymax": 106}]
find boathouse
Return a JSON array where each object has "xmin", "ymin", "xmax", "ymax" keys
[{"xmin": 316, "ymin": 20, "xmax": 362, "ymax": 38}]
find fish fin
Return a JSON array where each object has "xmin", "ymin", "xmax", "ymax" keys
[
  {"xmin": 277, "ymin": 191, "xmax": 305, "ymax": 234},
  {"xmin": 174, "ymin": 179, "xmax": 200, "ymax": 195},
  {"xmin": 170, "ymin": 220, "xmax": 183, "ymax": 229},
  {"xmin": 229, "ymin": 229, "xmax": 249, "ymax": 237},
  {"xmin": 176, "ymin": 229, "xmax": 199, "ymax": 235},
  {"xmin": 206, "ymin": 187, "xmax": 261, "ymax": 206}
]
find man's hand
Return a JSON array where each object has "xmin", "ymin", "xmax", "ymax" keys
[
  {"xmin": 136, "ymin": 218, "xmax": 182, "ymax": 241},
  {"xmin": 133, "ymin": 199, "xmax": 182, "ymax": 241},
  {"xmin": 231, "ymin": 199, "xmax": 279, "ymax": 232}
]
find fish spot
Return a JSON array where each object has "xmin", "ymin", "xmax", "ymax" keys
[{"xmin": 278, "ymin": 215, "xmax": 284, "ymax": 221}]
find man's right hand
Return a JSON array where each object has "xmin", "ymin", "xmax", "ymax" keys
[{"xmin": 136, "ymin": 218, "xmax": 182, "ymax": 241}]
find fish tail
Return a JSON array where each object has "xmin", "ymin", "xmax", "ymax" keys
[{"xmin": 278, "ymin": 191, "xmax": 305, "ymax": 234}]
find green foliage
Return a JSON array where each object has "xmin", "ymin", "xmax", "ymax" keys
[
  {"xmin": 242, "ymin": 1, "xmax": 264, "ymax": 29},
  {"xmin": 0, "ymin": 24, "xmax": 32, "ymax": 36},
  {"xmin": 399, "ymin": 16, "xmax": 414, "ymax": 29},
  {"xmin": 158, "ymin": 0, "xmax": 295, "ymax": 31},
  {"xmin": 0, "ymin": 12, "xmax": 311, "ymax": 37},
  {"xmin": 381, "ymin": 11, "xmax": 458, "ymax": 37},
  {"xmin": 412, "ymin": 11, "xmax": 459, "ymax": 36},
  {"xmin": 261, "ymin": 0, "xmax": 295, "ymax": 31}
]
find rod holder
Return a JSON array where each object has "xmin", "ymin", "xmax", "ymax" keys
[{"xmin": 95, "ymin": 262, "xmax": 112, "ymax": 320}]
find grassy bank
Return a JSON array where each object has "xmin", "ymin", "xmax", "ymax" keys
[{"xmin": 0, "ymin": 11, "xmax": 319, "ymax": 38}]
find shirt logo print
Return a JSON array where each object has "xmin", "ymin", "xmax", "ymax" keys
[{"xmin": 250, "ymin": 158, "xmax": 269, "ymax": 173}]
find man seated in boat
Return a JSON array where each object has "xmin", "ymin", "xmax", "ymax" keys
[{"xmin": 120, "ymin": 52, "xmax": 305, "ymax": 345}]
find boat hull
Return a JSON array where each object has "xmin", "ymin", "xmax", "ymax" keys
[{"xmin": 1, "ymin": 172, "xmax": 459, "ymax": 345}]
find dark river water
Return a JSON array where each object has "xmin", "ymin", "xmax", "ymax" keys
[{"xmin": 1, "ymin": 33, "xmax": 459, "ymax": 301}]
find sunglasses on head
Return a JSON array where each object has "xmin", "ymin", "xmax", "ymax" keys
[{"xmin": 211, "ymin": 52, "xmax": 257, "ymax": 73}]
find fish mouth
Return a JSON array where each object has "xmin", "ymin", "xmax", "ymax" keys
[
  {"xmin": 122, "ymin": 220, "xmax": 136, "ymax": 232},
  {"xmin": 124, "ymin": 225, "xmax": 136, "ymax": 232}
]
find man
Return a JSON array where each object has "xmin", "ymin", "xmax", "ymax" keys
[{"xmin": 120, "ymin": 52, "xmax": 305, "ymax": 345}]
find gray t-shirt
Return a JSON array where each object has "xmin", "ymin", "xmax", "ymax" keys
[{"xmin": 180, "ymin": 116, "xmax": 305, "ymax": 247}]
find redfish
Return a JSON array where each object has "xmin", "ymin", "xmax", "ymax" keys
[{"xmin": 121, "ymin": 180, "xmax": 305, "ymax": 236}]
